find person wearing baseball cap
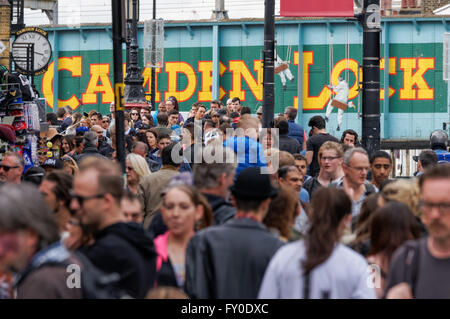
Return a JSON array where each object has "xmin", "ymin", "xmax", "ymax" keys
[
  {"xmin": 41, "ymin": 157, "xmax": 63, "ymax": 173},
  {"xmin": 185, "ymin": 167, "xmax": 284, "ymax": 299}
]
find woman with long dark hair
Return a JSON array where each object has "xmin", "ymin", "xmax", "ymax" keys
[
  {"xmin": 166, "ymin": 96, "xmax": 184, "ymax": 124},
  {"xmin": 367, "ymin": 202, "xmax": 421, "ymax": 298},
  {"xmin": 258, "ymin": 188, "xmax": 376, "ymax": 299}
]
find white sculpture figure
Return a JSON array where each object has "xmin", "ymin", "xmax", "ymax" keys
[
  {"xmin": 325, "ymin": 76, "xmax": 355, "ymax": 131},
  {"xmin": 274, "ymin": 48, "xmax": 294, "ymax": 90}
]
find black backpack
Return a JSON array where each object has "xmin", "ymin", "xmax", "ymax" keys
[{"xmin": 67, "ymin": 252, "xmax": 130, "ymax": 299}]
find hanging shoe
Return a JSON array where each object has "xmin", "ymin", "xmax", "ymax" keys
[
  {"xmin": 337, "ymin": 125, "xmax": 340, "ymax": 131},
  {"xmin": 348, "ymin": 101, "xmax": 356, "ymax": 109},
  {"xmin": 325, "ymin": 116, "xmax": 329, "ymax": 122}
]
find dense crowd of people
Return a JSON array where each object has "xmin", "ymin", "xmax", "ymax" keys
[{"xmin": 0, "ymin": 96, "xmax": 449, "ymax": 299}]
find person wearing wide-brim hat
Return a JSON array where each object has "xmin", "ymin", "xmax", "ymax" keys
[{"xmin": 185, "ymin": 167, "xmax": 284, "ymax": 299}]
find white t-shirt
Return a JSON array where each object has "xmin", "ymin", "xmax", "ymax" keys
[{"xmin": 258, "ymin": 240, "xmax": 376, "ymax": 299}]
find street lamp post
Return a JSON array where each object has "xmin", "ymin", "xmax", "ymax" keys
[{"xmin": 124, "ymin": 0, "xmax": 147, "ymax": 104}]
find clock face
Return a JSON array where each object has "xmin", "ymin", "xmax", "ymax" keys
[{"xmin": 12, "ymin": 29, "xmax": 52, "ymax": 75}]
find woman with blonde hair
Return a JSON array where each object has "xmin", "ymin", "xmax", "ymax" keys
[{"xmin": 126, "ymin": 153, "xmax": 151, "ymax": 194}]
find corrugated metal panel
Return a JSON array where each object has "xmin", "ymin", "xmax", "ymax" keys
[{"xmin": 24, "ymin": 0, "xmax": 281, "ymax": 25}]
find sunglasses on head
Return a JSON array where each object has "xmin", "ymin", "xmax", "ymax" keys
[{"xmin": 0, "ymin": 164, "xmax": 19, "ymax": 172}]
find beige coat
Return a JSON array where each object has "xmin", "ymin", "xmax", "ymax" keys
[{"xmin": 137, "ymin": 165, "xmax": 179, "ymax": 229}]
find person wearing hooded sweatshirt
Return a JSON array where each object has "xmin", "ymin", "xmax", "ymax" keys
[{"xmin": 71, "ymin": 158, "xmax": 157, "ymax": 299}]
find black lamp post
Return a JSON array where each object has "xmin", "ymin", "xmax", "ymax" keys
[{"xmin": 124, "ymin": 0, "xmax": 146, "ymax": 104}]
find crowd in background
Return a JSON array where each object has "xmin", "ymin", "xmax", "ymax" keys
[{"xmin": 0, "ymin": 95, "xmax": 449, "ymax": 299}]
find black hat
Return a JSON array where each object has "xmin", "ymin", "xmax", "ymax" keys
[
  {"xmin": 42, "ymin": 157, "xmax": 63, "ymax": 169},
  {"xmin": 230, "ymin": 167, "xmax": 278, "ymax": 200}
]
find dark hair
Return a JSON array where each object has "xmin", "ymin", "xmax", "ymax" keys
[
  {"xmin": 157, "ymin": 113, "xmax": 169, "ymax": 126},
  {"xmin": 61, "ymin": 135, "xmax": 75, "ymax": 155},
  {"xmin": 284, "ymin": 106, "xmax": 297, "ymax": 120},
  {"xmin": 157, "ymin": 133, "xmax": 171, "ymax": 143},
  {"xmin": 276, "ymin": 120, "xmax": 290, "ymax": 135},
  {"xmin": 44, "ymin": 170, "xmax": 73, "ymax": 208},
  {"xmin": 368, "ymin": 201, "xmax": 421, "ymax": 265},
  {"xmin": 167, "ymin": 96, "xmax": 179, "ymax": 111},
  {"xmin": 418, "ymin": 150, "xmax": 438, "ymax": 169},
  {"xmin": 211, "ymin": 100, "xmax": 220, "ymax": 106},
  {"xmin": 22, "ymin": 166, "xmax": 46, "ymax": 186},
  {"xmin": 229, "ymin": 112, "xmax": 240, "ymax": 119},
  {"xmin": 231, "ymin": 97, "xmax": 240, "ymax": 103},
  {"xmin": 293, "ymin": 153, "xmax": 307, "ymax": 162},
  {"xmin": 303, "ymin": 188, "xmax": 351, "ymax": 275},
  {"xmin": 140, "ymin": 114, "xmax": 155, "ymax": 128},
  {"xmin": 135, "ymin": 131, "xmax": 151, "ymax": 149},
  {"xmin": 162, "ymin": 143, "xmax": 181, "ymax": 167},
  {"xmin": 183, "ymin": 123, "xmax": 195, "ymax": 141},
  {"xmin": 234, "ymin": 197, "xmax": 264, "ymax": 212},
  {"xmin": 308, "ymin": 115, "xmax": 326, "ymax": 130},
  {"xmin": 168, "ymin": 109, "xmax": 179, "ymax": 116},
  {"xmin": 74, "ymin": 135, "xmax": 84, "ymax": 148},
  {"xmin": 46, "ymin": 113, "xmax": 58, "ymax": 125},
  {"xmin": 340, "ymin": 129, "xmax": 359, "ymax": 145},
  {"xmin": 263, "ymin": 186, "xmax": 299, "ymax": 239},
  {"xmin": 370, "ymin": 150, "xmax": 392, "ymax": 164},
  {"xmin": 240, "ymin": 106, "xmax": 251, "ymax": 115},
  {"xmin": 56, "ymin": 107, "xmax": 67, "ymax": 118},
  {"xmin": 278, "ymin": 165, "xmax": 300, "ymax": 180},
  {"xmin": 350, "ymin": 193, "xmax": 380, "ymax": 256},
  {"xmin": 419, "ymin": 162, "xmax": 450, "ymax": 189}
]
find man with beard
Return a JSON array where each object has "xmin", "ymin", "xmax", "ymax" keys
[
  {"xmin": 70, "ymin": 158, "xmax": 157, "ymax": 298},
  {"xmin": 385, "ymin": 164, "xmax": 450, "ymax": 298}
]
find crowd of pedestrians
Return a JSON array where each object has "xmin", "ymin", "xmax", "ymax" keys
[{"xmin": 0, "ymin": 97, "xmax": 449, "ymax": 299}]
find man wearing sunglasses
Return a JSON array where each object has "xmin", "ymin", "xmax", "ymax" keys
[
  {"xmin": 0, "ymin": 152, "xmax": 24, "ymax": 184},
  {"xmin": 70, "ymin": 158, "xmax": 156, "ymax": 299}
]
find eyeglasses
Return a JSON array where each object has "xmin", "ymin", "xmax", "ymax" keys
[
  {"xmin": 346, "ymin": 165, "xmax": 369, "ymax": 173},
  {"xmin": 0, "ymin": 164, "xmax": 19, "ymax": 172},
  {"xmin": 69, "ymin": 190, "xmax": 105, "ymax": 205},
  {"xmin": 102, "ymin": 120, "xmax": 109, "ymax": 123},
  {"xmin": 131, "ymin": 113, "xmax": 138, "ymax": 116},
  {"xmin": 419, "ymin": 200, "xmax": 450, "ymax": 215},
  {"xmin": 321, "ymin": 156, "xmax": 340, "ymax": 162}
]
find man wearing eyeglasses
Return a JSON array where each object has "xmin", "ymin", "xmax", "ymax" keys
[
  {"xmin": 385, "ymin": 164, "xmax": 450, "ymax": 299},
  {"xmin": 330, "ymin": 147, "xmax": 376, "ymax": 219},
  {"xmin": 0, "ymin": 153, "xmax": 24, "ymax": 184},
  {"xmin": 70, "ymin": 158, "xmax": 157, "ymax": 299}
]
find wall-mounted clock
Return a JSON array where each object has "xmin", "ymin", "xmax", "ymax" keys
[{"xmin": 11, "ymin": 27, "xmax": 52, "ymax": 76}]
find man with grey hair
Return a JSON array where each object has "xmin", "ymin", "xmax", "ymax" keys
[
  {"xmin": 193, "ymin": 143, "xmax": 237, "ymax": 224},
  {"xmin": 0, "ymin": 183, "xmax": 81, "ymax": 298},
  {"xmin": 74, "ymin": 131, "xmax": 105, "ymax": 164},
  {"xmin": 0, "ymin": 152, "xmax": 24, "ymax": 184},
  {"xmin": 329, "ymin": 147, "xmax": 376, "ymax": 219}
]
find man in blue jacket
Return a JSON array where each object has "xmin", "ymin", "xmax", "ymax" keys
[
  {"xmin": 284, "ymin": 106, "xmax": 307, "ymax": 151},
  {"xmin": 223, "ymin": 114, "xmax": 266, "ymax": 176}
]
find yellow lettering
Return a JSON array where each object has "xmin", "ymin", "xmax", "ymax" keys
[
  {"xmin": 142, "ymin": 67, "xmax": 161, "ymax": 103},
  {"xmin": 228, "ymin": 60, "xmax": 263, "ymax": 101},
  {"xmin": 198, "ymin": 61, "xmax": 227, "ymax": 101},
  {"xmin": 81, "ymin": 64, "xmax": 115, "ymax": 104},
  {"xmin": 42, "ymin": 62, "xmax": 54, "ymax": 108},
  {"xmin": 57, "ymin": 57, "xmax": 82, "ymax": 109},
  {"xmin": 164, "ymin": 62, "xmax": 197, "ymax": 102},
  {"xmin": 293, "ymin": 51, "xmax": 331, "ymax": 110},
  {"xmin": 380, "ymin": 57, "xmax": 396, "ymax": 100},
  {"xmin": 41, "ymin": 57, "xmax": 83, "ymax": 109},
  {"xmin": 399, "ymin": 58, "xmax": 434, "ymax": 100},
  {"xmin": 330, "ymin": 58, "xmax": 362, "ymax": 100}
]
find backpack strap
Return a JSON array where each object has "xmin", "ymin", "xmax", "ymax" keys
[{"xmin": 403, "ymin": 240, "xmax": 421, "ymax": 298}]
